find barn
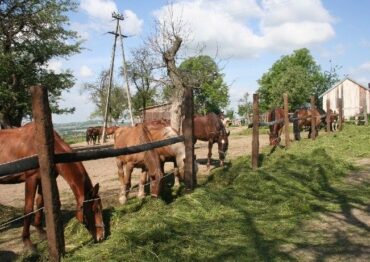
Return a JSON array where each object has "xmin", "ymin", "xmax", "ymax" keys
[
  {"xmin": 136, "ymin": 103, "xmax": 172, "ymax": 123},
  {"xmin": 320, "ymin": 77, "xmax": 370, "ymax": 119}
]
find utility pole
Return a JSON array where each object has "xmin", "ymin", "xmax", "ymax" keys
[
  {"xmin": 102, "ymin": 12, "xmax": 120, "ymax": 143},
  {"xmin": 118, "ymin": 23, "xmax": 134, "ymax": 126}
]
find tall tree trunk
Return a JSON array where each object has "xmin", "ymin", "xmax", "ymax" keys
[{"xmin": 163, "ymin": 36, "xmax": 185, "ymax": 133}]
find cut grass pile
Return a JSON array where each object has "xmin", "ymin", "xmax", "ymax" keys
[{"xmin": 23, "ymin": 124, "xmax": 370, "ymax": 261}]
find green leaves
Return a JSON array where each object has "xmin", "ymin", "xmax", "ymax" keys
[
  {"xmin": 0, "ymin": 0, "xmax": 81, "ymax": 126},
  {"xmin": 179, "ymin": 55, "xmax": 229, "ymax": 114},
  {"xmin": 258, "ymin": 48, "xmax": 339, "ymax": 110}
]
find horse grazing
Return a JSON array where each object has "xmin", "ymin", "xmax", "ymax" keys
[
  {"xmin": 0, "ymin": 123, "xmax": 105, "ymax": 251},
  {"xmin": 114, "ymin": 123, "xmax": 163, "ymax": 204},
  {"xmin": 292, "ymin": 108, "xmax": 322, "ymax": 140},
  {"xmin": 194, "ymin": 112, "xmax": 230, "ymax": 168},
  {"xmin": 267, "ymin": 108, "xmax": 285, "ymax": 146}
]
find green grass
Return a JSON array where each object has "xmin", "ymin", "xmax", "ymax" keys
[
  {"xmin": 21, "ymin": 124, "xmax": 370, "ymax": 261},
  {"xmin": 235, "ymin": 126, "xmax": 270, "ymax": 136}
]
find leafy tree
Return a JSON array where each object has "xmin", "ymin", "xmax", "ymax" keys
[
  {"xmin": 238, "ymin": 92, "xmax": 252, "ymax": 121},
  {"xmin": 0, "ymin": 0, "xmax": 81, "ymax": 127},
  {"xmin": 258, "ymin": 48, "xmax": 339, "ymax": 110},
  {"xmin": 126, "ymin": 47, "xmax": 160, "ymax": 120},
  {"xmin": 83, "ymin": 71, "xmax": 128, "ymax": 123},
  {"xmin": 179, "ymin": 55, "xmax": 229, "ymax": 115},
  {"xmin": 225, "ymin": 109, "xmax": 234, "ymax": 119}
]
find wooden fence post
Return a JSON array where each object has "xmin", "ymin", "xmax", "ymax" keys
[
  {"xmin": 283, "ymin": 93, "xmax": 290, "ymax": 148},
  {"xmin": 338, "ymin": 98, "xmax": 343, "ymax": 131},
  {"xmin": 30, "ymin": 85, "xmax": 65, "ymax": 261},
  {"xmin": 252, "ymin": 94, "xmax": 259, "ymax": 169},
  {"xmin": 326, "ymin": 99, "xmax": 331, "ymax": 132},
  {"xmin": 364, "ymin": 99, "xmax": 368, "ymax": 126},
  {"xmin": 310, "ymin": 96, "xmax": 316, "ymax": 139},
  {"xmin": 183, "ymin": 84, "xmax": 196, "ymax": 190}
]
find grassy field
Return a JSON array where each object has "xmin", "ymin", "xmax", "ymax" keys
[{"xmin": 11, "ymin": 124, "xmax": 370, "ymax": 261}]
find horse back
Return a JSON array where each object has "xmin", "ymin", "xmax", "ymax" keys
[{"xmin": 194, "ymin": 112, "xmax": 223, "ymax": 141}]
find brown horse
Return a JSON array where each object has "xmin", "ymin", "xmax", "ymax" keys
[
  {"xmin": 267, "ymin": 108, "xmax": 285, "ymax": 146},
  {"xmin": 114, "ymin": 124, "xmax": 163, "ymax": 204},
  {"xmin": 293, "ymin": 108, "xmax": 322, "ymax": 140},
  {"xmin": 86, "ymin": 126, "xmax": 101, "ymax": 145},
  {"xmin": 0, "ymin": 123, "xmax": 105, "ymax": 251},
  {"xmin": 194, "ymin": 112, "xmax": 230, "ymax": 168}
]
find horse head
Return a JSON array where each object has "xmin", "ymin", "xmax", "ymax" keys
[
  {"xmin": 77, "ymin": 183, "xmax": 105, "ymax": 242},
  {"xmin": 217, "ymin": 129, "xmax": 230, "ymax": 166}
]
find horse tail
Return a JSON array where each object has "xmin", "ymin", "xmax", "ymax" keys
[{"xmin": 293, "ymin": 110, "xmax": 300, "ymax": 140}]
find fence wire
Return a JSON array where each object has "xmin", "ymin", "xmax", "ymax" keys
[{"xmin": 0, "ymin": 171, "xmax": 176, "ymax": 230}]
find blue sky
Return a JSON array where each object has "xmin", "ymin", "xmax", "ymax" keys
[{"xmin": 51, "ymin": 0, "xmax": 370, "ymax": 123}]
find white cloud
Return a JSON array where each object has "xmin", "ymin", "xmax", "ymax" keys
[
  {"xmin": 154, "ymin": 0, "xmax": 335, "ymax": 58},
  {"xmin": 46, "ymin": 60, "xmax": 63, "ymax": 73},
  {"xmin": 80, "ymin": 0, "xmax": 117, "ymax": 22},
  {"xmin": 349, "ymin": 62, "xmax": 370, "ymax": 85},
  {"xmin": 80, "ymin": 65, "xmax": 94, "ymax": 78},
  {"xmin": 79, "ymin": 0, "xmax": 143, "ymax": 35}
]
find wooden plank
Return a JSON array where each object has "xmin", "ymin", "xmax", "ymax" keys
[
  {"xmin": 310, "ymin": 96, "xmax": 316, "ymax": 140},
  {"xmin": 0, "ymin": 136, "xmax": 184, "ymax": 177},
  {"xmin": 338, "ymin": 98, "xmax": 343, "ymax": 131},
  {"xmin": 326, "ymin": 99, "xmax": 331, "ymax": 132},
  {"xmin": 30, "ymin": 85, "xmax": 65, "ymax": 261},
  {"xmin": 283, "ymin": 93, "xmax": 290, "ymax": 147},
  {"xmin": 183, "ymin": 84, "xmax": 196, "ymax": 190},
  {"xmin": 252, "ymin": 94, "xmax": 259, "ymax": 169}
]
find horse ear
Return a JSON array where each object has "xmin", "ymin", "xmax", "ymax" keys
[{"xmin": 91, "ymin": 183, "xmax": 100, "ymax": 197}]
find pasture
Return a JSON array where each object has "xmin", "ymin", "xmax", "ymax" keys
[{"xmin": 1, "ymin": 124, "xmax": 370, "ymax": 261}]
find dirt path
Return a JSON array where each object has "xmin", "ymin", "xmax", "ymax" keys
[{"xmin": 281, "ymin": 159, "xmax": 370, "ymax": 261}]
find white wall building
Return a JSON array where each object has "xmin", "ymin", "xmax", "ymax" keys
[{"xmin": 320, "ymin": 77, "xmax": 370, "ymax": 119}]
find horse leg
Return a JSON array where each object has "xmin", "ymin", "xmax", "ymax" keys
[
  {"xmin": 138, "ymin": 170, "xmax": 147, "ymax": 199},
  {"xmin": 207, "ymin": 140, "xmax": 213, "ymax": 169},
  {"xmin": 33, "ymin": 182, "xmax": 46, "ymax": 239},
  {"xmin": 22, "ymin": 176, "xmax": 38, "ymax": 252},
  {"xmin": 116, "ymin": 159, "xmax": 128, "ymax": 204}
]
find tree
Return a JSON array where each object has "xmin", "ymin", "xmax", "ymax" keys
[
  {"xmin": 178, "ymin": 55, "xmax": 229, "ymax": 115},
  {"xmin": 258, "ymin": 48, "xmax": 339, "ymax": 110},
  {"xmin": 0, "ymin": 0, "xmax": 81, "ymax": 127},
  {"xmin": 238, "ymin": 92, "xmax": 252, "ymax": 121},
  {"xmin": 225, "ymin": 109, "xmax": 234, "ymax": 119},
  {"xmin": 126, "ymin": 47, "xmax": 160, "ymax": 120},
  {"xmin": 83, "ymin": 71, "xmax": 128, "ymax": 123},
  {"xmin": 146, "ymin": 4, "xmax": 189, "ymax": 133}
]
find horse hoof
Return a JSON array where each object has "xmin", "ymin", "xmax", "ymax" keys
[
  {"xmin": 118, "ymin": 195, "xmax": 127, "ymax": 205},
  {"xmin": 37, "ymin": 229, "xmax": 47, "ymax": 240},
  {"xmin": 137, "ymin": 192, "xmax": 146, "ymax": 199},
  {"xmin": 24, "ymin": 243, "xmax": 37, "ymax": 254}
]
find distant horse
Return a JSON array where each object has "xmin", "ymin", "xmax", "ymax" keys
[
  {"xmin": 194, "ymin": 112, "xmax": 230, "ymax": 168},
  {"xmin": 292, "ymin": 108, "xmax": 322, "ymax": 140},
  {"xmin": 267, "ymin": 108, "xmax": 285, "ymax": 146},
  {"xmin": 86, "ymin": 126, "xmax": 101, "ymax": 145},
  {"xmin": 114, "ymin": 124, "xmax": 163, "ymax": 204},
  {"xmin": 0, "ymin": 123, "xmax": 105, "ymax": 251}
]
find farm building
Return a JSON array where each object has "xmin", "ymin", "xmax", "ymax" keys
[
  {"xmin": 320, "ymin": 77, "xmax": 370, "ymax": 119},
  {"xmin": 135, "ymin": 103, "xmax": 172, "ymax": 123}
]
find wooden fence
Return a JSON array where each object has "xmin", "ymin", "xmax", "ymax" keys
[
  {"xmin": 251, "ymin": 93, "xmax": 344, "ymax": 170},
  {"xmin": 0, "ymin": 85, "xmax": 196, "ymax": 261}
]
